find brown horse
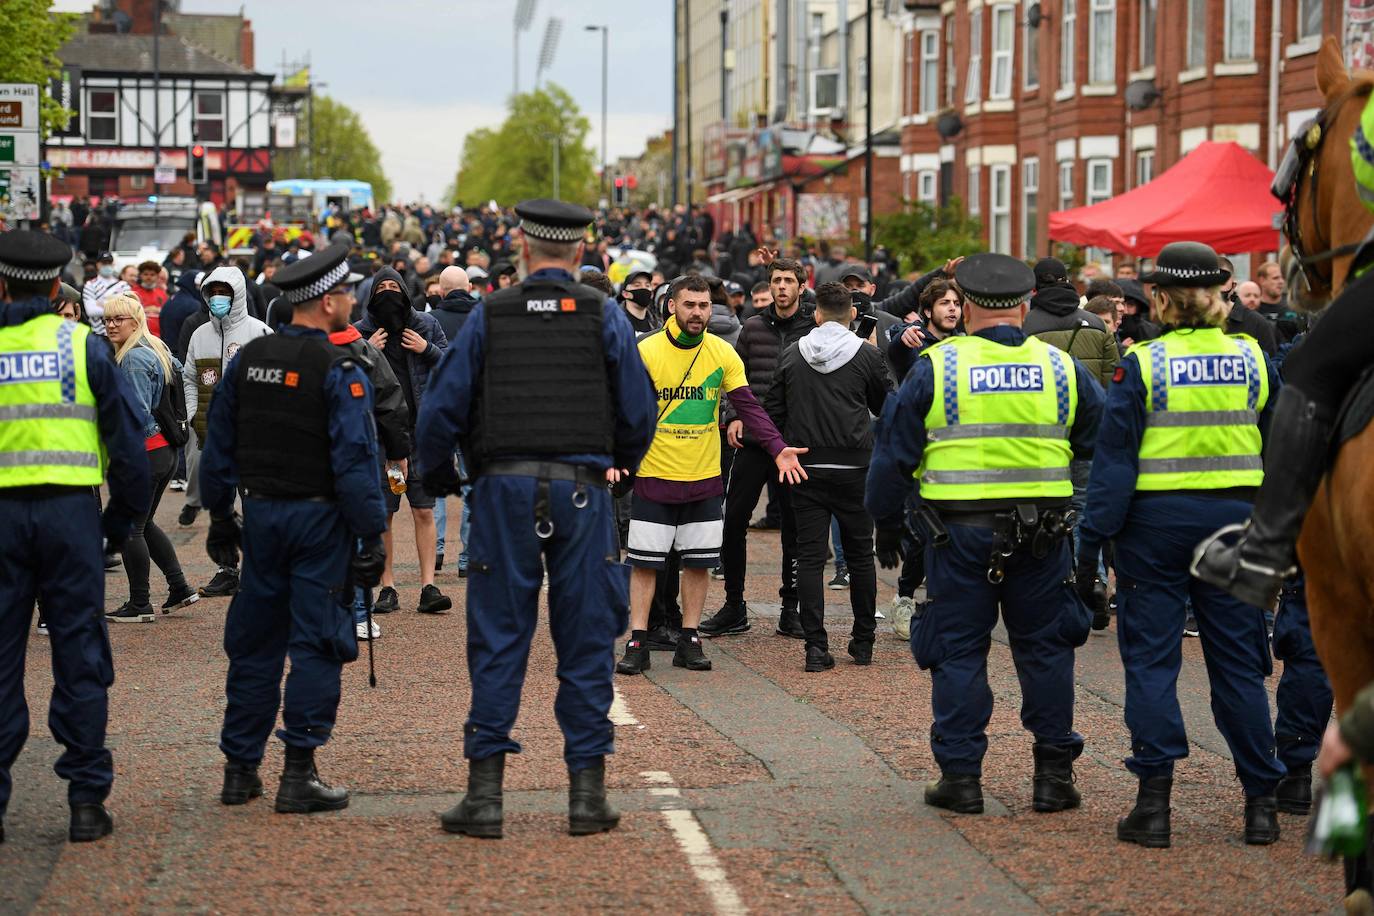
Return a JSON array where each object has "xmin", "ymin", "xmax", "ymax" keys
[{"xmin": 1292, "ymin": 41, "xmax": 1374, "ymax": 784}]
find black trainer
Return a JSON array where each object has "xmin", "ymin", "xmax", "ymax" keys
[
  {"xmin": 847, "ymin": 639, "xmax": 873, "ymax": 666},
  {"xmin": 616, "ymin": 640, "xmax": 651, "ymax": 675},
  {"xmin": 221, "ymin": 762, "xmax": 263, "ymax": 805},
  {"xmin": 924, "ymin": 774, "xmax": 984, "ymax": 814},
  {"xmin": 828, "ymin": 568, "xmax": 850, "ymax": 590},
  {"xmin": 177, "ymin": 504, "xmax": 200, "ymax": 526},
  {"xmin": 673, "ymin": 634, "xmax": 712, "ymax": 671},
  {"xmin": 106, "ymin": 602, "xmax": 154, "ymax": 624},
  {"xmin": 373, "ymin": 586, "xmax": 400, "ymax": 614},
  {"xmin": 1244, "ymin": 795, "xmax": 1281, "ymax": 845},
  {"xmin": 1276, "ymin": 764, "xmax": 1313, "ymax": 815},
  {"xmin": 441, "ymin": 754, "xmax": 505, "ymax": 839},
  {"xmin": 417, "ymin": 584, "xmax": 452, "ymax": 614},
  {"xmin": 699, "ymin": 601, "xmax": 750, "ymax": 637},
  {"xmin": 775, "ymin": 605, "xmax": 806, "ymax": 639},
  {"xmin": 162, "ymin": 584, "xmax": 200, "ymax": 613},
  {"xmin": 644, "ymin": 624, "xmax": 682, "ymax": 651},
  {"xmin": 200, "ymin": 568, "xmax": 239, "ymax": 597},
  {"xmin": 69, "ymin": 803, "xmax": 113, "ymax": 842},
  {"xmin": 568, "ymin": 757, "xmax": 620, "ymax": 836},
  {"xmin": 1118, "ymin": 776, "xmax": 1172, "ymax": 848},
  {"xmin": 274, "ymin": 745, "xmax": 349, "ymax": 814},
  {"xmin": 805, "ymin": 645, "xmax": 835, "ymax": 672},
  {"xmin": 435, "ymin": 553, "xmax": 444, "ymax": 572},
  {"xmin": 1031, "ymin": 743, "xmax": 1082, "ymax": 813},
  {"xmin": 103, "ymin": 551, "xmax": 122, "ymax": 571}
]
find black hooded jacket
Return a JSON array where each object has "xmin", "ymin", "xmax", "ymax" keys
[{"xmin": 432, "ymin": 289, "xmax": 478, "ymax": 343}]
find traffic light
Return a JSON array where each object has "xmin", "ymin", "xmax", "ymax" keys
[
  {"xmin": 188, "ymin": 144, "xmax": 208, "ymax": 184},
  {"xmin": 612, "ymin": 174, "xmax": 628, "ymax": 207}
]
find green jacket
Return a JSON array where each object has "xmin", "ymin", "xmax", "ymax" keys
[{"xmin": 1023, "ymin": 286, "xmax": 1120, "ymax": 388}]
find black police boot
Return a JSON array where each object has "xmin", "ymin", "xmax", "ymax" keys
[
  {"xmin": 1031, "ymin": 743, "xmax": 1082, "ymax": 813},
  {"xmin": 221, "ymin": 760, "xmax": 263, "ymax": 805},
  {"xmin": 673, "ymin": 632, "xmax": 712, "ymax": 671},
  {"xmin": 1245, "ymin": 795, "xmax": 1281, "ymax": 845},
  {"xmin": 775, "ymin": 604, "xmax": 806, "ymax": 639},
  {"xmin": 804, "ymin": 644, "xmax": 835, "ymax": 672},
  {"xmin": 1276, "ymin": 763, "xmax": 1313, "ymax": 815},
  {"xmin": 68, "ymin": 803, "xmax": 114, "ymax": 843},
  {"xmin": 440, "ymin": 754, "xmax": 505, "ymax": 839},
  {"xmin": 699, "ymin": 601, "xmax": 750, "ymax": 637},
  {"xmin": 568, "ymin": 757, "xmax": 620, "ymax": 836},
  {"xmin": 1117, "ymin": 776, "xmax": 1172, "ymax": 848},
  {"xmin": 616, "ymin": 639, "xmax": 651, "ymax": 675},
  {"xmin": 274, "ymin": 745, "xmax": 349, "ymax": 814},
  {"xmin": 924, "ymin": 773, "xmax": 983, "ymax": 814},
  {"xmin": 1192, "ymin": 386, "xmax": 1334, "ymax": 609}
]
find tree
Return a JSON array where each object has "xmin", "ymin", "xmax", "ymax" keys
[
  {"xmin": 874, "ymin": 199, "xmax": 985, "ymax": 275},
  {"xmin": 451, "ymin": 84, "xmax": 596, "ymax": 207},
  {"xmin": 272, "ymin": 95, "xmax": 392, "ymax": 203},
  {"xmin": 0, "ymin": 0, "xmax": 77, "ymax": 138}
]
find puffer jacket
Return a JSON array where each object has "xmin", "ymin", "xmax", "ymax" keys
[
  {"xmin": 353, "ymin": 266, "xmax": 447, "ymax": 426},
  {"xmin": 709, "ymin": 301, "xmax": 742, "ymax": 347},
  {"xmin": 1023, "ymin": 284, "xmax": 1119, "ymax": 388},
  {"xmin": 184, "ymin": 266, "xmax": 272, "ymax": 443},
  {"xmin": 726, "ymin": 301, "xmax": 816, "ymax": 446}
]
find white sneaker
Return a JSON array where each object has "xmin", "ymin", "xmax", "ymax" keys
[
  {"xmin": 889, "ymin": 596, "xmax": 916, "ymax": 641},
  {"xmin": 168, "ymin": 478, "xmax": 187, "ymax": 492},
  {"xmin": 35, "ymin": 621, "xmax": 48, "ymax": 636},
  {"xmin": 356, "ymin": 620, "xmax": 381, "ymax": 640}
]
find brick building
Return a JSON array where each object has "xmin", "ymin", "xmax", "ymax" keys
[{"xmin": 897, "ymin": 0, "xmax": 1356, "ymax": 273}]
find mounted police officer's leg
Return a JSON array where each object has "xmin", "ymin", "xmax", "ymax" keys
[
  {"xmin": 916, "ymin": 523, "xmax": 999, "ymax": 814},
  {"xmin": 545, "ymin": 481, "xmax": 623, "ymax": 835},
  {"xmin": 441, "ymin": 475, "xmax": 543, "ymax": 839},
  {"xmin": 1001, "ymin": 537, "xmax": 1086, "ymax": 813},
  {"xmin": 35, "ymin": 493, "xmax": 116, "ymax": 841},
  {"xmin": 273, "ymin": 501, "xmax": 354, "ymax": 814},
  {"xmin": 1272, "ymin": 571, "xmax": 1333, "ymax": 815}
]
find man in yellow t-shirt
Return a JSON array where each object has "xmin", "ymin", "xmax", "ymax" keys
[{"xmin": 614, "ymin": 275, "xmax": 807, "ymax": 676}]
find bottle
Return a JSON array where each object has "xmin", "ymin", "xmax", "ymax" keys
[
  {"xmin": 1308, "ymin": 763, "xmax": 1368, "ymax": 860},
  {"xmin": 386, "ymin": 463, "xmax": 407, "ymax": 495}
]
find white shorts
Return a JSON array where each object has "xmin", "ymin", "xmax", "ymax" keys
[{"xmin": 625, "ymin": 495, "xmax": 723, "ymax": 569}]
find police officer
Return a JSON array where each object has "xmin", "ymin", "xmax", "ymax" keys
[
  {"xmin": 415, "ymin": 199, "xmax": 656, "ymax": 839},
  {"xmin": 199, "ymin": 243, "xmax": 388, "ymax": 814},
  {"xmin": 1078, "ymin": 241, "xmax": 1284, "ymax": 847},
  {"xmin": 866, "ymin": 253, "xmax": 1103, "ymax": 815},
  {"xmin": 0, "ymin": 230, "xmax": 151, "ymax": 842}
]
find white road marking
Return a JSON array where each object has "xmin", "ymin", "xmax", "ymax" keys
[
  {"xmin": 610, "ymin": 686, "xmax": 639, "ymax": 726},
  {"xmin": 660, "ymin": 808, "xmax": 748, "ymax": 916}
]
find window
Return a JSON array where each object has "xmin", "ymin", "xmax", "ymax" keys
[
  {"xmin": 1059, "ymin": 160, "xmax": 1075, "ymax": 211},
  {"xmin": 990, "ymin": 5, "xmax": 1015, "ymax": 99},
  {"xmin": 945, "ymin": 15, "xmax": 957, "ymax": 106},
  {"xmin": 920, "ymin": 30, "xmax": 940, "ymax": 114},
  {"xmin": 87, "ymin": 89, "xmax": 117, "ymax": 143},
  {"xmin": 1087, "ymin": 158, "xmax": 1113, "ymax": 204},
  {"xmin": 194, "ymin": 91, "xmax": 225, "ymax": 143},
  {"xmin": 1060, "ymin": 0, "xmax": 1076, "ymax": 88},
  {"xmin": 1022, "ymin": 159, "xmax": 1040, "ymax": 257},
  {"xmin": 1225, "ymin": 0, "xmax": 1255, "ymax": 61},
  {"xmin": 918, "ymin": 170, "xmax": 938, "ymax": 205},
  {"xmin": 809, "ymin": 12, "xmax": 825, "ymax": 69},
  {"xmin": 1025, "ymin": 14, "xmax": 1041, "ymax": 89},
  {"xmin": 1299, "ymin": 0, "xmax": 1323, "ymax": 41},
  {"xmin": 1140, "ymin": 0, "xmax": 1157, "ymax": 69},
  {"xmin": 968, "ymin": 165, "xmax": 981, "ymax": 215},
  {"xmin": 1089, "ymin": 0, "xmax": 1115, "ymax": 85},
  {"xmin": 1186, "ymin": 0, "xmax": 1207, "ymax": 69},
  {"xmin": 1135, "ymin": 149, "xmax": 1155, "ymax": 186},
  {"xmin": 965, "ymin": 7, "xmax": 983, "ymax": 104},
  {"xmin": 990, "ymin": 165, "xmax": 1012, "ymax": 254}
]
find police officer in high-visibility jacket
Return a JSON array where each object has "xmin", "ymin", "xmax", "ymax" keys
[
  {"xmin": 199, "ymin": 243, "xmax": 388, "ymax": 815},
  {"xmin": 867, "ymin": 253, "xmax": 1103, "ymax": 816},
  {"xmin": 1077, "ymin": 242, "xmax": 1284, "ymax": 849},
  {"xmin": 0, "ymin": 231, "xmax": 151, "ymax": 843}
]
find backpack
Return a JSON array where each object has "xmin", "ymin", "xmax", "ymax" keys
[{"xmin": 153, "ymin": 365, "xmax": 190, "ymax": 448}]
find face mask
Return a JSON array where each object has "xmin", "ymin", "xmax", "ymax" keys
[
  {"xmin": 99, "ymin": 265, "xmax": 115, "ymax": 278},
  {"xmin": 426, "ymin": 294, "xmax": 442, "ymax": 308},
  {"xmin": 208, "ymin": 295, "xmax": 232, "ymax": 318},
  {"xmin": 371, "ymin": 290, "xmax": 409, "ymax": 332},
  {"xmin": 140, "ymin": 279, "xmax": 156, "ymax": 290},
  {"xmin": 626, "ymin": 288, "xmax": 653, "ymax": 310}
]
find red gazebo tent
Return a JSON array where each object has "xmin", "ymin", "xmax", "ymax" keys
[{"xmin": 1048, "ymin": 141, "xmax": 1281, "ymax": 258}]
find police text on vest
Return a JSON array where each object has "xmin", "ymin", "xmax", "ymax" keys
[
  {"xmin": 969, "ymin": 364, "xmax": 1044, "ymax": 394},
  {"xmin": 1168, "ymin": 354, "xmax": 1247, "ymax": 387},
  {"xmin": 246, "ymin": 366, "xmax": 286, "ymax": 384},
  {"xmin": 0, "ymin": 351, "xmax": 60, "ymax": 385}
]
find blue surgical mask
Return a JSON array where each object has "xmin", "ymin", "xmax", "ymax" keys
[
  {"xmin": 98, "ymin": 265, "xmax": 115, "ymax": 279},
  {"xmin": 208, "ymin": 295, "xmax": 232, "ymax": 318}
]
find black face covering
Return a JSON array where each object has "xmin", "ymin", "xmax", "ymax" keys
[
  {"xmin": 625, "ymin": 288, "xmax": 653, "ymax": 310},
  {"xmin": 371, "ymin": 290, "xmax": 409, "ymax": 335},
  {"xmin": 426, "ymin": 293, "xmax": 443, "ymax": 309}
]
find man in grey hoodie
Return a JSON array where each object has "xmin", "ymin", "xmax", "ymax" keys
[{"xmin": 764, "ymin": 282, "xmax": 893, "ymax": 672}]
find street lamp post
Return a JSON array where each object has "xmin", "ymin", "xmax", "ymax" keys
[{"xmin": 585, "ymin": 25, "xmax": 609, "ymax": 203}]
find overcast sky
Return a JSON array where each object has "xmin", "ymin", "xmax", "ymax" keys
[{"xmin": 53, "ymin": 0, "xmax": 674, "ymax": 201}]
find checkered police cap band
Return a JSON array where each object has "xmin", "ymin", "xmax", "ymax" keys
[
  {"xmin": 963, "ymin": 290, "xmax": 1030, "ymax": 309},
  {"xmin": 519, "ymin": 219, "xmax": 587, "ymax": 243},
  {"xmin": 1150, "ymin": 265, "xmax": 1222, "ymax": 280},
  {"xmin": 0, "ymin": 261, "xmax": 63, "ymax": 282},
  {"xmin": 285, "ymin": 260, "xmax": 350, "ymax": 303}
]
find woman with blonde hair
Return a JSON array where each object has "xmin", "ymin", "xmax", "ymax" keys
[
  {"xmin": 1075, "ymin": 242, "xmax": 1285, "ymax": 848},
  {"xmin": 101, "ymin": 293, "xmax": 199, "ymax": 622}
]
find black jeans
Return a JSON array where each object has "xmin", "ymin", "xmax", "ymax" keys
[
  {"xmin": 791, "ymin": 467, "xmax": 877, "ymax": 650},
  {"xmin": 121, "ymin": 445, "xmax": 189, "ymax": 608},
  {"xmin": 722, "ymin": 444, "xmax": 796, "ymax": 608}
]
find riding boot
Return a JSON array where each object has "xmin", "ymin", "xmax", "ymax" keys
[
  {"xmin": 440, "ymin": 754, "xmax": 505, "ymax": 839},
  {"xmin": 1031, "ymin": 743, "xmax": 1082, "ymax": 813},
  {"xmin": 568, "ymin": 757, "xmax": 620, "ymax": 836},
  {"xmin": 1117, "ymin": 776, "xmax": 1172, "ymax": 848},
  {"xmin": 1192, "ymin": 386, "xmax": 1335, "ymax": 609},
  {"xmin": 274, "ymin": 745, "xmax": 350, "ymax": 814},
  {"xmin": 1244, "ymin": 795, "xmax": 1281, "ymax": 845}
]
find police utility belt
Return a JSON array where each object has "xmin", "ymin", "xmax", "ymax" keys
[
  {"xmin": 918, "ymin": 503, "xmax": 1077, "ymax": 584},
  {"xmin": 480, "ymin": 460, "xmax": 600, "ymax": 540}
]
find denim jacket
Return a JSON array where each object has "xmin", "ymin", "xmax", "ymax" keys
[{"xmin": 120, "ymin": 344, "xmax": 182, "ymax": 439}]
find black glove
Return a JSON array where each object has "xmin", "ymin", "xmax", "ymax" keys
[
  {"xmin": 101, "ymin": 510, "xmax": 132, "ymax": 552},
  {"xmin": 876, "ymin": 526, "xmax": 905, "ymax": 570},
  {"xmin": 206, "ymin": 513, "xmax": 242, "ymax": 568},
  {"xmin": 1075, "ymin": 546, "xmax": 1109, "ymax": 630},
  {"xmin": 352, "ymin": 538, "xmax": 386, "ymax": 590}
]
